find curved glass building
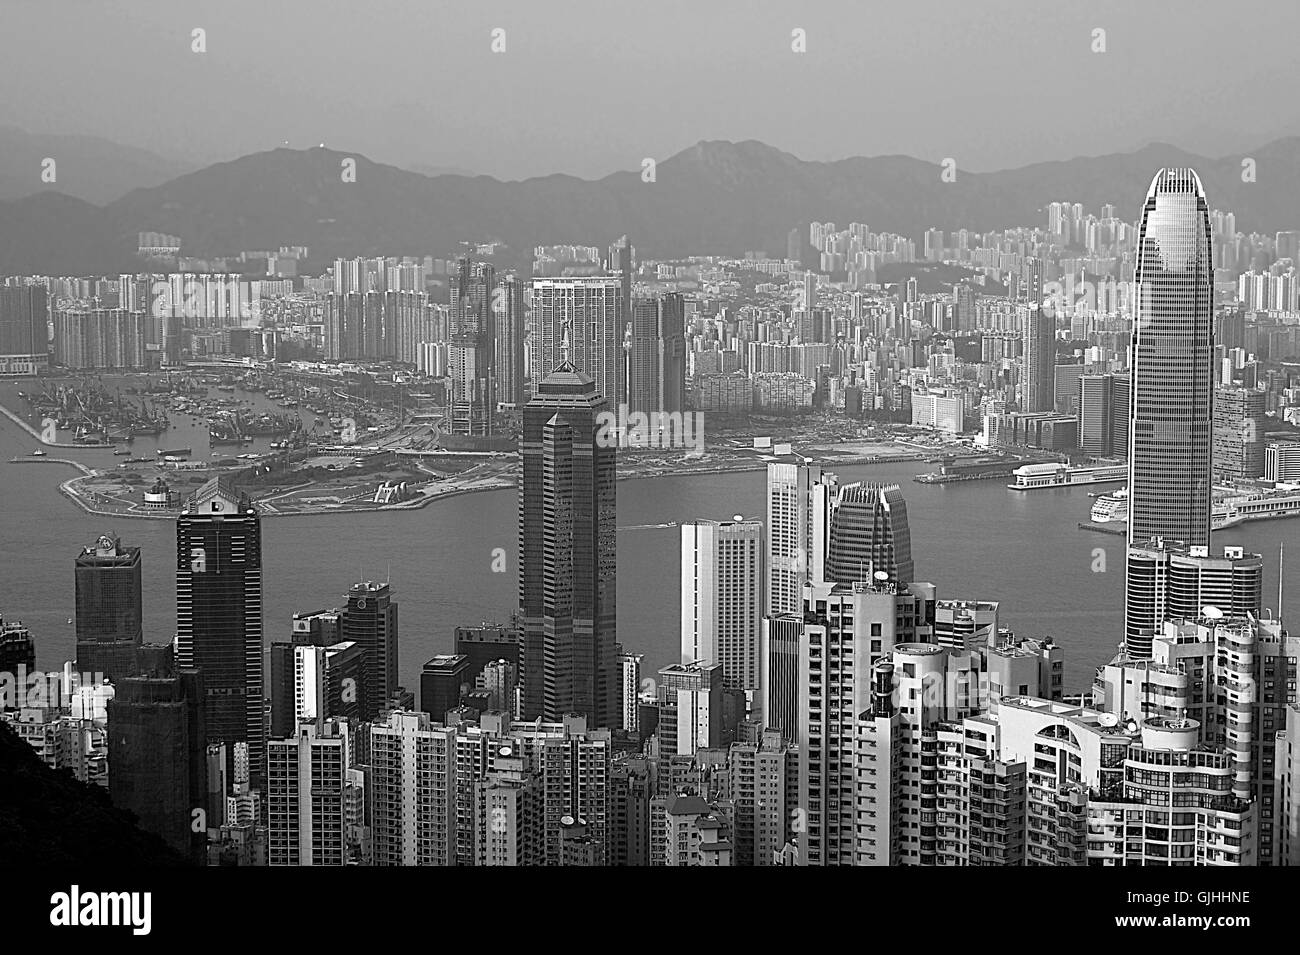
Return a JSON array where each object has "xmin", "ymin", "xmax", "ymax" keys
[{"xmin": 1127, "ymin": 168, "xmax": 1214, "ymax": 548}]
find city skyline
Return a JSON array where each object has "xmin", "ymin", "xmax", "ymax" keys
[{"xmin": 4, "ymin": 4, "xmax": 1300, "ymax": 899}]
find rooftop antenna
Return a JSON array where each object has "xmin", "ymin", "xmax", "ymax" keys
[{"xmin": 1279, "ymin": 541, "xmax": 1285, "ymax": 622}]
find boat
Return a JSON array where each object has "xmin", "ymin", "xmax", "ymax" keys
[
  {"xmin": 113, "ymin": 449, "xmax": 132, "ymax": 456},
  {"xmin": 30, "ymin": 449, "xmax": 47, "ymax": 457},
  {"xmin": 1089, "ymin": 488, "xmax": 1128, "ymax": 523},
  {"xmin": 156, "ymin": 447, "xmax": 192, "ymax": 456}
]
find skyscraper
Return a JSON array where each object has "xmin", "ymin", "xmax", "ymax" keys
[
  {"xmin": 531, "ymin": 278, "xmax": 623, "ymax": 405},
  {"xmin": 1123, "ymin": 541, "xmax": 1262, "ymax": 659},
  {"xmin": 765, "ymin": 463, "xmax": 838, "ymax": 616},
  {"xmin": 825, "ymin": 483, "xmax": 914, "ymax": 585},
  {"xmin": 342, "ymin": 581, "xmax": 398, "ymax": 721},
  {"xmin": 1126, "ymin": 168, "xmax": 1214, "ymax": 547},
  {"xmin": 518, "ymin": 363, "xmax": 618, "ymax": 726},
  {"xmin": 74, "ymin": 535, "xmax": 142, "ymax": 681},
  {"xmin": 0, "ymin": 283, "xmax": 49, "ymax": 376},
  {"xmin": 680, "ymin": 520, "xmax": 764, "ymax": 694},
  {"xmin": 175, "ymin": 477, "xmax": 265, "ymax": 781},
  {"xmin": 495, "ymin": 274, "xmax": 527, "ymax": 408},
  {"xmin": 1022, "ymin": 305, "xmax": 1055, "ymax": 413},
  {"xmin": 628, "ymin": 293, "xmax": 686, "ymax": 416},
  {"xmin": 106, "ymin": 669, "xmax": 207, "ymax": 861},
  {"xmin": 1212, "ymin": 385, "xmax": 1266, "ymax": 480},
  {"xmin": 450, "ymin": 256, "xmax": 497, "ymax": 436}
]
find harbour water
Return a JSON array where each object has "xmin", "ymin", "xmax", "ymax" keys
[{"xmin": 1, "ymin": 381, "xmax": 1296, "ymax": 694}]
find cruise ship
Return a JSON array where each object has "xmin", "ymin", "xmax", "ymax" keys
[{"xmin": 1089, "ymin": 488, "xmax": 1128, "ymax": 523}]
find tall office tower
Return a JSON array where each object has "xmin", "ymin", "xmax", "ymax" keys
[
  {"xmin": 518, "ymin": 365, "xmax": 617, "ymax": 726},
  {"xmin": 1212, "ymin": 386, "xmax": 1266, "ymax": 480},
  {"xmin": 628, "ymin": 293, "xmax": 687, "ymax": 416},
  {"xmin": 106, "ymin": 669, "xmax": 207, "ymax": 861},
  {"xmin": 175, "ymin": 477, "xmax": 265, "ymax": 781},
  {"xmin": 726, "ymin": 729, "xmax": 798, "ymax": 866},
  {"xmin": 342, "ymin": 581, "xmax": 398, "ymax": 721},
  {"xmin": 369, "ymin": 710, "xmax": 458, "ymax": 866},
  {"xmin": 765, "ymin": 463, "xmax": 838, "ymax": 616},
  {"xmin": 824, "ymin": 483, "xmax": 914, "ymax": 585},
  {"xmin": 531, "ymin": 277, "xmax": 623, "ymax": 404},
  {"xmin": 1022, "ymin": 306, "xmax": 1056, "ymax": 412},
  {"xmin": 74, "ymin": 535, "xmax": 142, "ymax": 681},
  {"xmin": 760, "ymin": 614, "xmax": 805, "ymax": 742},
  {"xmin": 495, "ymin": 274, "xmax": 527, "ymax": 408},
  {"xmin": 0, "ymin": 283, "xmax": 49, "ymax": 376},
  {"xmin": 420, "ymin": 654, "xmax": 470, "ymax": 721},
  {"xmin": 1111, "ymin": 374, "xmax": 1131, "ymax": 457},
  {"xmin": 794, "ymin": 578, "xmax": 937, "ymax": 865},
  {"xmin": 454, "ymin": 622, "xmax": 520, "ymax": 685},
  {"xmin": 1078, "ymin": 373, "xmax": 1131, "ymax": 456},
  {"xmin": 1265, "ymin": 442, "xmax": 1300, "ymax": 482},
  {"xmin": 680, "ymin": 520, "xmax": 763, "ymax": 695},
  {"xmin": 0, "ymin": 614, "xmax": 35, "ymax": 706},
  {"xmin": 266, "ymin": 719, "xmax": 354, "ymax": 866},
  {"xmin": 1127, "ymin": 168, "xmax": 1214, "ymax": 548},
  {"xmin": 1123, "ymin": 541, "xmax": 1262, "ymax": 658},
  {"xmin": 449, "ymin": 256, "xmax": 497, "ymax": 435}
]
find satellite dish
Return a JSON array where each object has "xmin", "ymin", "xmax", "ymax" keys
[
  {"xmin": 1202, "ymin": 605, "xmax": 1223, "ymax": 620},
  {"xmin": 1098, "ymin": 713, "xmax": 1119, "ymax": 727},
  {"xmin": 873, "ymin": 570, "xmax": 889, "ymax": 582},
  {"xmin": 733, "ymin": 514, "xmax": 744, "ymax": 522}
]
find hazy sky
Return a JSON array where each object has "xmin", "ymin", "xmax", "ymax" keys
[{"xmin": 5, "ymin": 0, "xmax": 1298, "ymax": 180}]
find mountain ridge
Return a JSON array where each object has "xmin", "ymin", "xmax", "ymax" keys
[{"xmin": 4, "ymin": 137, "xmax": 1300, "ymax": 275}]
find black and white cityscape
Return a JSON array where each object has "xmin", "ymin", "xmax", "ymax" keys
[{"xmin": 2, "ymin": 2, "xmax": 1300, "ymax": 903}]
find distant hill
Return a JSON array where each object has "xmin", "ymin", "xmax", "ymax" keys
[
  {"xmin": 0, "ymin": 125, "xmax": 194, "ymax": 205},
  {"xmin": 4, "ymin": 137, "xmax": 1300, "ymax": 275},
  {"xmin": 0, "ymin": 721, "xmax": 190, "ymax": 866}
]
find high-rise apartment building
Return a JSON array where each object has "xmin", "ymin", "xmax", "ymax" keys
[
  {"xmin": 765, "ymin": 463, "xmax": 837, "ymax": 616},
  {"xmin": 369, "ymin": 710, "xmax": 458, "ymax": 866},
  {"xmin": 628, "ymin": 293, "xmax": 687, "ymax": 416},
  {"xmin": 267, "ymin": 719, "xmax": 354, "ymax": 866},
  {"xmin": 0, "ymin": 283, "xmax": 49, "ymax": 376},
  {"xmin": 531, "ymin": 277, "xmax": 623, "ymax": 404},
  {"xmin": 495, "ymin": 274, "xmax": 527, "ymax": 408},
  {"xmin": 680, "ymin": 520, "xmax": 763, "ymax": 694}
]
